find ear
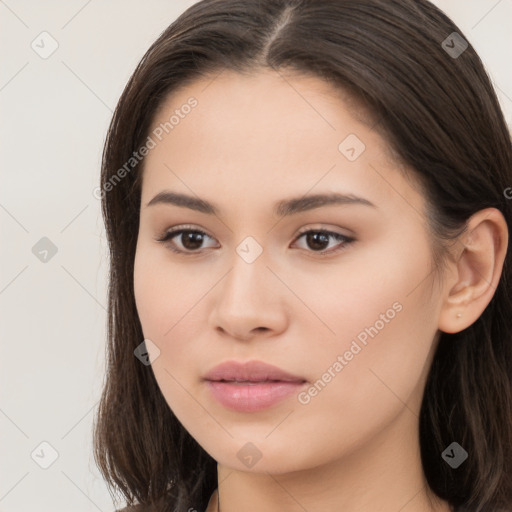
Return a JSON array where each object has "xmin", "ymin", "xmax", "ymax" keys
[{"xmin": 438, "ymin": 208, "xmax": 509, "ymax": 334}]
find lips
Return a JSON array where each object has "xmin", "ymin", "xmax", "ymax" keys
[
  {"xmin": 203, "ymin": 360, "xmax": 306, "ymax": 383},
  {"xmin": 203, "ymin": 360, "xmax": 307, "ymax": 412}
]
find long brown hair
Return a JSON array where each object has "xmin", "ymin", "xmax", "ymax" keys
[{"xmin": 93, "ymin": 1, "xmax": 512, "ymax": 511}]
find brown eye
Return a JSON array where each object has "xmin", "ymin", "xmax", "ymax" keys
[
  {"xmin": 293, "ymin": 230, "xmax": 354, "ymax": 255},
  {"xmin": 156, "ymin": 228, "xmax": 218, "ymax": 254},
  {"xmin": 305, "ymin": 232, "xmax": 330, "ymax": 251},
  {"xmin": 178, "ymin": 231, "xmax": 206, "ymax": 251}
]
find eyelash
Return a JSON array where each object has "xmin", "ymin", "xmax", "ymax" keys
[{"xmin": 155, "ymin": 224, "xmax": 355, "ymax": 257}]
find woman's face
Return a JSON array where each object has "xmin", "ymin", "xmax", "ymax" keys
[{"xmin": 134, "ymin": 69, "xmax": 446, "ymax": 473}]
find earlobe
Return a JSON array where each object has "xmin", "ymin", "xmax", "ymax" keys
[{"xmin": 438, "ymin": 208, "xmax": 509, "ymax": 334}]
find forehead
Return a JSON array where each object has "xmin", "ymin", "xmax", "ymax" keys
[{"xmin": 140, "ymin": 69, "xmax": 426, "ymax": 220}]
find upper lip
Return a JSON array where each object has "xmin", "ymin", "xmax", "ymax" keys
[{"xmin": 204, "ymin": 360, "xmax": 306, "ymax": 383}]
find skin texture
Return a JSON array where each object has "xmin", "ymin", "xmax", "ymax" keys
[{"xmin": 133, "ymin": 69, "xmax": 508, "ymax": 512}]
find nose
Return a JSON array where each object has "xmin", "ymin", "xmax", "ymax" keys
[{"xmin": 209, "ymin": 246, "xmax": 288, "ymax": 341}]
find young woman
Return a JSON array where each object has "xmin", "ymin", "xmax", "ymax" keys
[{"xmin": 93, "ymin": 1, "xmax": 512, "ymax": 511}]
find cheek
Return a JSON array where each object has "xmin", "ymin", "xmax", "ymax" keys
[
  {"xmin": 293, "ymin": 238, "xmax": 438, "ymax": 438},
  {"xmin": 134, "ymin": 248, "xmax": 164, "ymax": 338},
  {"xmin": 133, "ymin": 247, "xmax": 211, "ymax": 427},
  {"xmin": 133, "ymin": 241, "xmax": 200, "ymax": 341},
  {"xmin": 133, "ymin": 242, "xmax": 215, "ymax": 384}
]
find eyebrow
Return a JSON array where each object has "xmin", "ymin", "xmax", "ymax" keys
[{"xmin": 146, "ymin": 190, "xmax": 377, "ymax": 217}]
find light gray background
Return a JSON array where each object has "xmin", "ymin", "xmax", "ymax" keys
[{"xmin": 1, "ymin": 1, "xmax": 511, "ymax": 511}]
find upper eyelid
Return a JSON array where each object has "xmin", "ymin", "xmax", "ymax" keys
[
  {"xmin": 159, "ymin": 224, "xmax": 350, "ymax": 240},
  {"xmin": 158, "ymin": 224, "xmax": 213, "ymax": 240}
]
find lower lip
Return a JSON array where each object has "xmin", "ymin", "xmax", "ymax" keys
[{"xmin": 206, "ymin": 380, "xmax": 306, "ymax": 412}]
